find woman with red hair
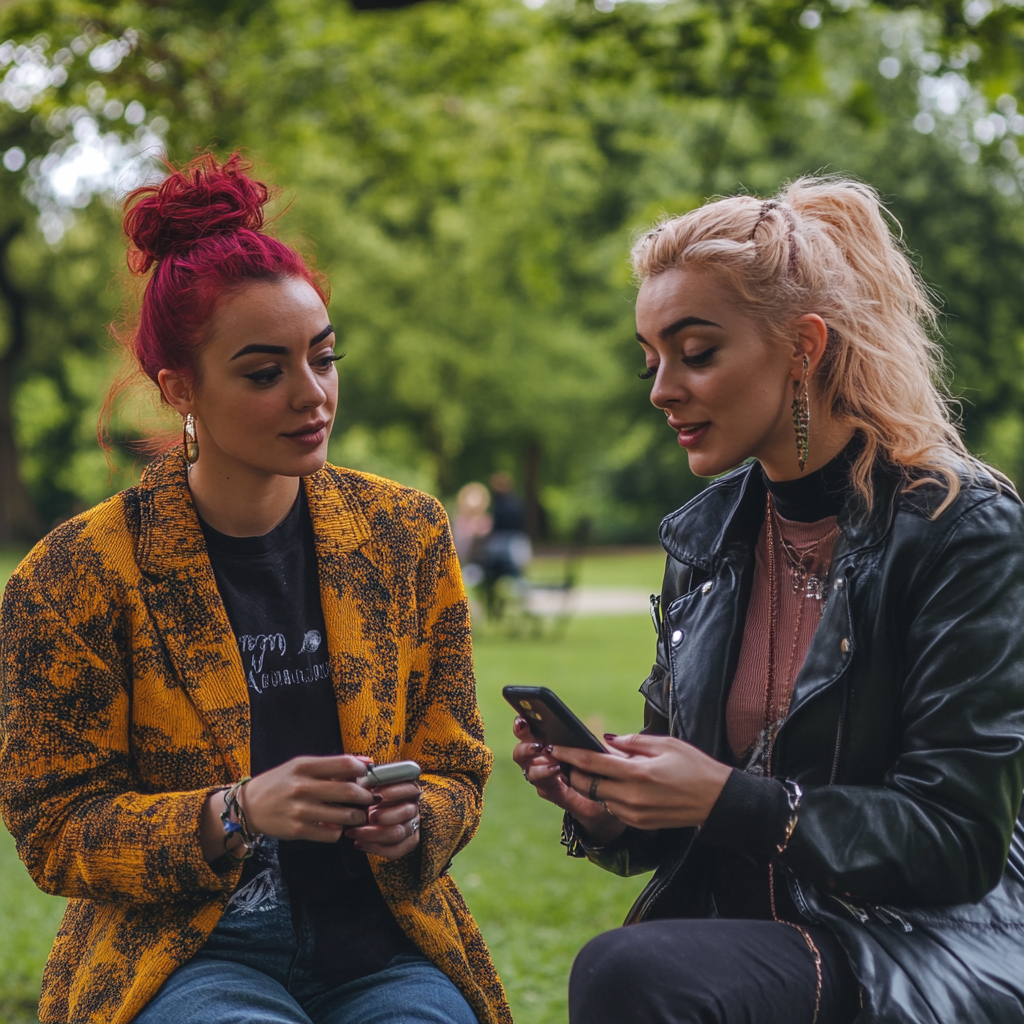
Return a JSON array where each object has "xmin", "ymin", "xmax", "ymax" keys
[{"xmin": 0, "ymin": 154, "xmax": 510, "ymax": 1024}]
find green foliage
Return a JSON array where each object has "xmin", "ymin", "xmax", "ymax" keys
[{"xmin": 2, "ymin": 0, "xmax": 1024, "ymax": 538}]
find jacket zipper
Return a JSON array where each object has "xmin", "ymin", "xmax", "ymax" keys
[
  {"xmin": 829, "ymin": 679, "xmax": 849, "ymax": 785},
  {"xmin": 873, "ymin": 904, "xmax": 913, "ymax": 932},
  {"xmin": 829, "ymin": 894, "xmax": 871, "ymax": 923},
  {"xmin": 628, "ymin": 834, "xmax": 693, "ymax": 924}
]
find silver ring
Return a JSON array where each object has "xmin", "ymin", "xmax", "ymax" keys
[
  {"xmin": 522, "ymin": 767, "xmax": 531, "ymax": 782},
  {"xmin": 410, "ymin": 818, "xmax": 420, "ymax": 833}
]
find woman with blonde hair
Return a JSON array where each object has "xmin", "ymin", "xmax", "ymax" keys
[{"xmin": 515, "ymin": 176, "xmax": 1024, "ymax": 1023}]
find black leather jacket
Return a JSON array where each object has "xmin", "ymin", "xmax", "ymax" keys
[{"xmin": 583, "ymin": 459, "xmax": 1024, "ymax": 1023}]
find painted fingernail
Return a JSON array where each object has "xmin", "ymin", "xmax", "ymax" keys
[
  {"xmin": 529, "ymin": 743, "xmax": 543, "ymax": 754},
  {"xmin": 373, "ymin": 794, "xmax": 383, "ymax": 803},
  {"xmin": 604, "ymin": 733, "xmax": 617, "ymax": 741},
  {"xmin": 515, "ymin": 716, "xmax": 526, "ymax": 728},
  {"xmin": 544, "ymin": 744, "xmax": 554, "ymax": 753}
]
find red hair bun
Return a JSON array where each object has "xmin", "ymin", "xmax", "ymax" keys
[
  {"xmin": 124, "ymin": 153, "xmax": 269, "ymax": 273},
  {"xmin": 114, "ymin": 151, "xmax": 326, "ymax": 390}
]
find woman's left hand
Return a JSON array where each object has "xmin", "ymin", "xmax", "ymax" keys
[
  {"xmin": 554, "ymin": 734, "xmax": 732, "ymax": 831},
  {"xmin": 345, "ymin": 781, "xmax": 421, "ymax": 859}
]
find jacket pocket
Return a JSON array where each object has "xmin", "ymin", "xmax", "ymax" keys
[{"xmin": 639, "ymin": 662, "xmax": 671, "ymax": 721}]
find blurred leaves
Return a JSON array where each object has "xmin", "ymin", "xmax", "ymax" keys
[{"xmin": 2, "ymin": 0, "xmax": 1024, "ymax": 539}]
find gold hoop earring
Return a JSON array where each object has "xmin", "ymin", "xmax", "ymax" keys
[
  {"xmin": 792, "ymin": 356, "xmax": 810, "ymax": 472},
  {"xmin": 183, "ymin": 413, "xmax": 199, "ymax": 467}
]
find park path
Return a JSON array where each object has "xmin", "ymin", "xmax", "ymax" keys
[{"xmin": 524, "ymin": 586, "xmax": 651, "ymax": 617}]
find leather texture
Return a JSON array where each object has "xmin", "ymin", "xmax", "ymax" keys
[
  {"xmin": 0, "ymin": 452, "xmax": 510, "ymax": 1024},
  {"xmin": 590, "ymin": 459, "xmax": 1024, "ymax": 1024}
]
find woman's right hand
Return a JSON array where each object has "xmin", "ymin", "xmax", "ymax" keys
[
  {"xmin": 512, "ymin": 716, "xmax": 626, "ymax": 848},
  {"xmin": 200, "ymin": 755, "xmax": 376, "ymax": 861}
]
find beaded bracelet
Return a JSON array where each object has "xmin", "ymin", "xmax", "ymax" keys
[{"xmin": 219, "ymin": 777, "xmax": 263, "ymax": 861}]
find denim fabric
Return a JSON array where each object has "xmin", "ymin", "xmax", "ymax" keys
[{"xmin": 134, "ymin": 871, "xmax": 478, "ymax": 1024}]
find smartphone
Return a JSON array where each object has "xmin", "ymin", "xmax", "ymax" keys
[
  {"xmin": 360, "ymin": 760, "xmax": 422, "ymax": 787},
  {"xmin": 502, "ymin": 686, "xmax": 606, "ymax": 752}
]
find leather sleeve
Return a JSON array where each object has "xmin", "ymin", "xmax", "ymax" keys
[{"xmin": 783, "ymin": 492, "xmax": 1024, "ymax": 905}]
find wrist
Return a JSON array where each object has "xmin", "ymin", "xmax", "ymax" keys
[
  {"xmin": 573, "ymin": 810, "xmax": 627, "ymax": 847},
  {"xmin": 220, "ymin": 778, "xmax": 264, "ymax": 861},
  {"xmin": 698, "ymin": 759, "xmax": 733, "ymax": 825}
]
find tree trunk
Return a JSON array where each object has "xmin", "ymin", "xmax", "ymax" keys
[
  {"xmin": 524, "ymin": 441, "xmax": 545, "ymax": 543},
  {"xmin": 0, "ymin": 223, "xmax": 42, "ymax": 544},
  {"xmin": 0, "ymin": 368, "xmax": 41, "ymax": 543}
]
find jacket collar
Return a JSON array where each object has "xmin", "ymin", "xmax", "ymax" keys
[
  {"xmin": 659, "ymin": 455, "xmax": 903, "ymax": 570},
  {"xmin": 132, "ymin": 453, "xmax": 373, "ymax": 580}
]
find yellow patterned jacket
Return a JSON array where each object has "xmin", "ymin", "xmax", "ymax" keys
[{"xmin": 0, "ymin": 452, "xmax": 510, "ymax": 1024}]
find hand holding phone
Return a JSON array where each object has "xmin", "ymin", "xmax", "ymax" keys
[
  {"xmin": 358, "ymin": 760, "xmax": 421, "ymax": 788},
  {"xmin": 508, "ymin": 687, "xmax": 628, "ymax": 849},
  {"xmin": 347, "ymin": 760, "xmax": 422, "ymax": 860}
]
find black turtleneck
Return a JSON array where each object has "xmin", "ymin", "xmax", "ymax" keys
[{"xmin": 761, "ymin": 436, "xmax": 860, "ymax": 522}]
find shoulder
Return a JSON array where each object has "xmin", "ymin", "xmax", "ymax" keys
[
  {"xmin": 315, "ymin": 463, "xmax": 446, "ymax": 518},
  {"xmin": 310, "ymin": 463, "xmax": 450, "ymax": 542},
  {"xmin": 2, "ymin": 490, "xmax": 138, "ymax": 621},
  {"xmin": 887, "ymin": 470, "xmax": 1024, "ymax": 583},
  {"xmin": 895, "ymin": 469, "xmax": 1024, "ymax": 538}
]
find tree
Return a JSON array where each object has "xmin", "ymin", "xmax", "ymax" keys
[{"xmin": 2, "ymin": 0, "xmax": 1023, "ymax": 542}]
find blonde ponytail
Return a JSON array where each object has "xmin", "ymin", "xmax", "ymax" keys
[{"xmin": 631, "ymin": 175, "xmax": 997, "ymax": 515}]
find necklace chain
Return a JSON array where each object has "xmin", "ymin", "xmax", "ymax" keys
[
  {"xmin": 769, "ymin": 500, "xmax": 839, "ymax": 601},
  {"xmin": 764, "ymin": 493, "xmax": 824, "ymax": 1024}
]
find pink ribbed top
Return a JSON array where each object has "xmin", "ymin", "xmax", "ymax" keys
[{"xmin": 726, "ymin": 510, "xmax": 840, "ymax": 764}]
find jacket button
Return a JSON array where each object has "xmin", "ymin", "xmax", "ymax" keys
[
  {"xmin": 671, "ymin": 629, "xmax": 684, "ymax": 645},
  {"xmin": 840, "ymin": 638, "xmax": 851, "ymax": 653},
  {"xmin": 834, "ymin": 578, "xmax": 845, "ymax": 592},
  {"xmin": 701, "ymin": 581, "xmax": 713, "ymax": 595}
]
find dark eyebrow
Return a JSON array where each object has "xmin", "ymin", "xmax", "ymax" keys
[
  {"xmin": 230, "ymin": 343, "xmax": 287, "ymax": 360},
  {"xmin": 309, "ymin": 323, "xmax": 334, "ymax": 347},
  {"xmin": 230, "ymin": 324, "xmax": 334, "ymax": 361},
  {"xmin": 658, "ymin": 316, "xmax": 721, "ymax": 339}
]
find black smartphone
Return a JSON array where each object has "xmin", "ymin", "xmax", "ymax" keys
[{"xmin": 502, "ymin": 685, "xmax": 606, "ymax": 752}]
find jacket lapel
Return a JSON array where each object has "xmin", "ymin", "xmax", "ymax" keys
[
  {"xmin": 303, "ymin": 466, "xmax": 395, "ymax": 765},
  {"xmin": 658, "ymin": 456, "xmax": 903, "ymax": 754},
  {"xmin": 133, "ymin": 454, "xmax": 250, "ymax": 778}
]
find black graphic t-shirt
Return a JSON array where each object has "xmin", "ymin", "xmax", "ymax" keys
[
  {"xmin": 200, "ymin": 490, "xmax": 341, "ymax": 774},
  {"xmin": 201, "ymin": 490, "xmax": 414, "ymax": 983}
]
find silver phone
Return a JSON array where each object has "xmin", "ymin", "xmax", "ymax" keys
[{"xmin": 360, "ymin": 760, "xmax": 421, "ymax": 787}]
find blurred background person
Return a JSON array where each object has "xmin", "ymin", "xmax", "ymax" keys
[
  {"xmin": 453, "ymin": 481, "xmax": 493, "ymax": 587},
  {"xmin": 477, "ymin": 472, "xmax": 532, "ymax": 619}
]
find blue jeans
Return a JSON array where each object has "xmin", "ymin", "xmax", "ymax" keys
[{"xmin": 134, "ymin": 886, "xmax": 478, "ymax": 1024}]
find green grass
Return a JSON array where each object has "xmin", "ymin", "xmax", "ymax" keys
[
  {"xmin": 0, "ymin": 550, "xmax": 658, "ymax": 1024},
  {"xmin": 528, "ymin": 547, "xmax": 665, "ymax": 591},
  {"xmin": 455, "ymin": 614, "xmax": 655, "ymax": 1024}
]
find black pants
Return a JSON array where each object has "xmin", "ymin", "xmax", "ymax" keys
[{"xmin": 569, "ymin": 919, "xmax": 861, "ymax": 1024}]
